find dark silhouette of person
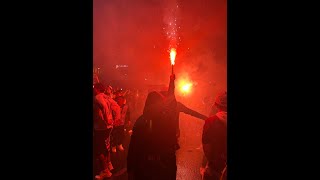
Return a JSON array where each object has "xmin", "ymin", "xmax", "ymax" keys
[
  {"xmin": 127, "ymin": 75, "xmax": 178, "ymax": 180},
  {"xmin": 202, "ymin": 91, "xmax": 227, "ymax": 180}
]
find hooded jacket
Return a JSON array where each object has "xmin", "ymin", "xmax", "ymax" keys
[{"xmin": 127, "ymin": 91, "xmax": 178, "ymax": 173}]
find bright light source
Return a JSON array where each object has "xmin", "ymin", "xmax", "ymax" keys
[{"xmin": 177, "ymin": 78, "xmax": 193, "ymax": 95}]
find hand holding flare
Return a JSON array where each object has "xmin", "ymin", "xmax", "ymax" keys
[
  {"xmin": 168, "ymin": 48, "xmax": 176, "ymax": 95},
  {"xmin": 170, "ymin": 48, "xmax": 176, "ymax": 74}
]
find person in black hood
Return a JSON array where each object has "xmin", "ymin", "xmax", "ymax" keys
[{"xmin": 127, "ymin": 75, "xmax": 178, "ymax": 180}]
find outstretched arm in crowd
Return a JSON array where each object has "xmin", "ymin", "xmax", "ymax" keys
[{"xmin": 177, "ymin": 102, "xmax": 208, "ymax": 120}]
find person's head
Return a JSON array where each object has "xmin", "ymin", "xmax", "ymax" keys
[
  {"xmin": 104, "ymin": 85, "xmax": 113, "ymax": 95},
  {"xmin": 115, "ymin": 96, "xmax": 126, "ymax": 107},
  {"xmin": 93, "ymin": 83, "xmax": 105, "ymax": 96},
  {"xmin": 143, "ymin": 91, "xmax": 165, "ymax": 116},
  {"xmin": 214, "ymin": 91, "xmax": 227, "ymax": 112}
]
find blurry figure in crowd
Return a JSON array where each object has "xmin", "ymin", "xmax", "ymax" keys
[
  {"xmin": 202, "ymin": 91, "xmax": 227, "ymax": 180},
  {"xmin": 111, "ymin": 95, "xmax": 131, "ymax": 153},
  {"xmin": 104, "ymin": 85, "xmax": 115, "ymax": 99},
  {"xmin": 201, "ymin": 98, "xmax": 220, "ymax": 177},
  {"xmin": 93, "ymin": 83, "xmax": 117, "ymax": 179}
]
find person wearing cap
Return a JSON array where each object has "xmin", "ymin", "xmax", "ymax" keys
[{"xmin": 202, "ymin": 91, "xmax": 227, "ymax": 180}]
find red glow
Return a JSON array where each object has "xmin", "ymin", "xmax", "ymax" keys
[{"xmin": 177, "ymin": 78, "xmax": 193, "ymax": 95}]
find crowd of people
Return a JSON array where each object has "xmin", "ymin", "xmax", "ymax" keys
[{"xmin": 93, "ymin": 73, "xmax": 227, "ymax": 180}]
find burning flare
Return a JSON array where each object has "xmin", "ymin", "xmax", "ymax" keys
[{"xmin": 170, "ymin": 48, "xmax": 176, "ymax": 65}]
